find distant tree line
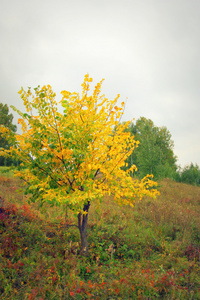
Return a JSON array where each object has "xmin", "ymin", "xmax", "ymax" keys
[{"xmin": 175, "ymin": 163, "xmax": 200, "ymax": 186}]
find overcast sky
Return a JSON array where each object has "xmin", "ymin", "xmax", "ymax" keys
[{"xmin": 0, "ymin": 0, "xmax": 200, "ymax": 168}]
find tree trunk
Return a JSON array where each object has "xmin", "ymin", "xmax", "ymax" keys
[{"xmin": 78, "ymin": 200, "xmax": 90, "ymax": 256}]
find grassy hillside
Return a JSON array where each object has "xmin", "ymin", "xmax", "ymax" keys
[{"xmin": 0, "ymin": 171, "xmax": 200, "ymax": 299}]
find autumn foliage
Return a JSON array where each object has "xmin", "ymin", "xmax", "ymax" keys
[{"xmin": 0, "ymin": 74, "xmax": 159, "ymax": 254}]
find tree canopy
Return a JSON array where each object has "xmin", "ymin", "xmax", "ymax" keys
[
  {"xmin": 0, "ymin": 75, "xmax": 159, "ymax": 254},
  {"xmin": 122, "ymin": 117, "xmax": 177, "ymax": 179}
]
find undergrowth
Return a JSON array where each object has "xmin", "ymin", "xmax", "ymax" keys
[{"xmin": 0, "ymin": 172, "xmax": 200, "ymax": 299}]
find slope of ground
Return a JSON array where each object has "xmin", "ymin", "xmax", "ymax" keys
[{"xmin": 0, "ymin": 171, "xmax": 200, "ymax": 299}]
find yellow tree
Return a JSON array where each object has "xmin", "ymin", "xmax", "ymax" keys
[{"xmin": 0, "ymin": 74, "xmax": 159, "ymax": 255}]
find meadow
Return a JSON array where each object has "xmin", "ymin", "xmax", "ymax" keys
[{"xmin": 0, "ymin": 168, "xmax": 200, "ymax": 299}]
